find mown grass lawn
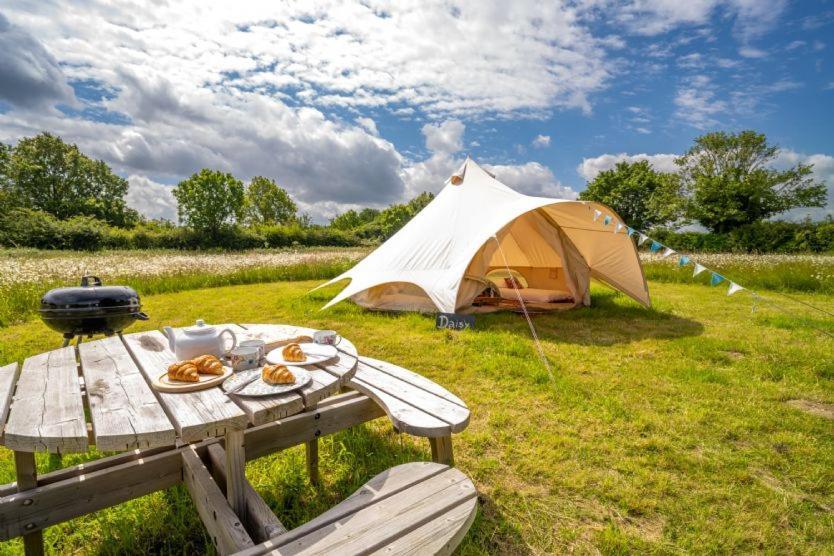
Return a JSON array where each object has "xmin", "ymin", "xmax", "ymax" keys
[{"xmin": 0, "ymin": 278, "xmax": 832, "ymax": 554}]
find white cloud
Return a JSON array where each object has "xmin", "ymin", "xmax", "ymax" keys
[
  {"xmin": 596, "ymin": 0, "xmax": 787, "ymax": 40},
  {"xmin": 401, "ymin": 120, "xmax": 573, "ymax": 202},
  {"xmin": 0, "ymin": 1, "xmax": 613, "ymax": 119},
  {"xmin": 422, "ymin": 120, "xmax": 465, "ymax": 155},
  {"xmin": 531, "ymin": 134, "xmax": 551, "ymax": 148},
  {"xmin": 0, "ymin": 12, "xmax": 76, "ymax": 109},
  {"xmin": 355, "ymin": 117, "xmax": 378, "ymax": 136},
  {"xmin": 126, "ymin": 175, "xmax": 177, "ymax": 222},
  {"xmin": 577, "ymin": 153, "xmax": 679, "ymax": 181},
  {"xmin": 484, "ymin": 162, "xmax": 577, "ymax": 199},
  {"xmin": 739, "ymin": 46, "xmax": 767, "ymax": 58},
  {"xmin": 673, "ymin": 74, "xmax": 727, "ymax": 129}
]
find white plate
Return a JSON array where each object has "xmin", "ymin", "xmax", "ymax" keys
[
  {"xmin": 265, "ymin": 342, "xmax": 337, "ymax": 366},
  {"xmin": 221, "ymin": 366, "xmax": 311, "ymax": 397}
]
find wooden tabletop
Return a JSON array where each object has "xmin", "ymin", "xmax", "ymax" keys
[{"xmin": 0, "ymin": 323, "xmax": 358, "ymax": 453}]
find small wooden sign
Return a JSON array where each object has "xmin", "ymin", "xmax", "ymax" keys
[{"xmin": 435, "ymin": 313, "xmax": 475, "ymax": 330}]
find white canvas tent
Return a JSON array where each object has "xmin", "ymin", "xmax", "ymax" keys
[{"xmin": 317, "ymin": 158, "xmax": 650, "ymax": 313}]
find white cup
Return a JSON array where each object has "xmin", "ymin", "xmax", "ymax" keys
[
  {"xmin": 229, "ymin": 346, "xmax": 260, "ymax": 371},
  {"xmin": 314, "ymin": 330, "xmax": 341, "ymax": 346},
  {"xmin": 240, "ymin": 339, "xmax": 266, "ymax": 362}
]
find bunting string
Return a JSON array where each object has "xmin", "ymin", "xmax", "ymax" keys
[{"xmin": 586, "ymin": 204, "xmax": 833, "ymax": 339}]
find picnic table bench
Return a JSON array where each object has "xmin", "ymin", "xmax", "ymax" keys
[{"xmin": 0, "ymin": 323, "xmax": 474, "ymax": 555}]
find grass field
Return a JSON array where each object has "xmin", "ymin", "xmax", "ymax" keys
[{"xmin": 0, "ymin": 263, "xmax": 833, "ymax": 554}]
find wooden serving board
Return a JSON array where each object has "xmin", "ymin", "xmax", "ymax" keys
[{"xmin": 152, "ymin": 366, "xmax": 233, "ymax": 393}]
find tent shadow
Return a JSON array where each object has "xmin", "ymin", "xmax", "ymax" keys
[{"xmin": 474, "ymin": 290, "xmax": 704, "ymax": 346}]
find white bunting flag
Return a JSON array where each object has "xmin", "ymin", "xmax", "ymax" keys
[
  {"xmin": 593, "ymin": 209, "xmax": 602, "ymax": 221},
  {"xmin": 727, "ymin": 282, "xmax": 744, "ymax": 296},
  {"xmin": 661, "ymin": 247, "xmax": 675, "ymax": 259},
  {"xmin": 638, "ymin": 234, "xmax": 650, "ymax": 246},
  {"xmin": 693, "ymin": 263, "xmax": 707, "ymax": 277},
  {"xmin": 615, "ymin": 222, "xmax": 624, "ymax": 234}
]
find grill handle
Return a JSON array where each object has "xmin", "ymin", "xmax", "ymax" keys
[
  {"xmin": 135, "ymin": 312, "xmax": 149, "ymax": 321},
  {"xmin": 81, "ymin": 275, "xmax": 102, "ymax": 287}
]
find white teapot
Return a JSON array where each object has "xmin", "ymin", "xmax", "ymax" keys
[{"xmin": 163, "ymin": 320, "xmax": 237, "ymax": 360}]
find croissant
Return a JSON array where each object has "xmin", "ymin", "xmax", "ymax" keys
[
  {"xmin": 167, "ymin": 361, "xmax": 199, "ymax": 382},
  {"xmin": 282, "ymin": 343, "xmax": 306, "ymax": 363},
  {"xmin": 192, "ymin": 354, "xmax": 224, "ymax": 375},
  {"xmin": 262, "ymin": 364, "xmax": 295, "ymax": 385}
]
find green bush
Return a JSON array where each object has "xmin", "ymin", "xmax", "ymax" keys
[
  {"xmin": 652, "ymin": 219, "xmax": 834, "ymax": 253},
  {"xmin": 0, "ymin": 209, "xmax": 364, "ymax": 251}
]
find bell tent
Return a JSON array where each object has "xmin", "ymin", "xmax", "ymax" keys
[{"xmin": 317, "ymin": 158, "xmax": 650, "ymax": 313}]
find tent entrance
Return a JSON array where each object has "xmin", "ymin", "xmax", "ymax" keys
[{"xmin": 457, "ymin": 208, "xmax": 591, "ymax": 312}]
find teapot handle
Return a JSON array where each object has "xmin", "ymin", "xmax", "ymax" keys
[{"xmin": 221, "ymin": 329, "xmax": 238, "ymax": 355}]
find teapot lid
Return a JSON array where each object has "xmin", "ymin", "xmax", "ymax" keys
[{"xmin": 184, "ymin": 319, "xmax": 216, "ymax": 335}]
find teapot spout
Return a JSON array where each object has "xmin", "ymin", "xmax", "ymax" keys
[{"xmin": 162, "ymin": 326, "xmax": 176, "ymax": 352}]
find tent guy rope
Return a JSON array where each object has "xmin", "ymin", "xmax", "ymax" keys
[{"xmin": 492, "ymin": 234, "xmax": 555, "ymax": 379}]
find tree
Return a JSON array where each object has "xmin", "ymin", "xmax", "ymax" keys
[
  {"xmin": 245, "ymin": 176, "xmax": 297, "ymax": 224},
  {"xmin": 173, "ymin": 169, "xmax": 245, "ymax": 232},
  {"xmin": 375, "ymin": 191, "xmax": 435, "ymax": 239},
  {"xmin": 677, "ymin": 130, "xmax": 826, "ymax": 233},
  {"xmin": 579, "ymin": 160, "xmax": 685, "ymax": 230},
  {"xmin": 0, "ymin": 142, "xmax": 14, "ymax": 213},
  {"xmin": 7, "ymin": 132, "xmax": 137, "ymax": 226},
  {"xmin": 330, "ymin": 207, "xmax": 380, "ymax": 230}
]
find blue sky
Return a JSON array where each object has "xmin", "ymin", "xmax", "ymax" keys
[{"xmin": 0, "ymin": 1, "xmax": 832, "ymax": 222}]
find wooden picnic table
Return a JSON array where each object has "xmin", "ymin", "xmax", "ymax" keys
[{"xmin": 0, "ymin": 322, "xmax": 473, "ymax": 555}]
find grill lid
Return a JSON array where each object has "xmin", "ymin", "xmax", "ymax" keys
[{"xmin": 40, "ymin": 275, "xmax": 141, "ymax": 313}]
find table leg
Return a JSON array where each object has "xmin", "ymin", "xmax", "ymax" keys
[
  {"xmin": 224, "ymin": 429, "xmax": 247, "ymax": 524},
  {"xmin": 429, "ymin": 436, "xmax": 454, "ymax": 465},
  {"xmin": 305, "ymin": 438, "xmax": 320, "ymax": 485},
  {"xmin": 14, "ymin": 451, "xmax": 44, "ymax": 556}
]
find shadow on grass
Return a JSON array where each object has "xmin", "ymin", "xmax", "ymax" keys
[
  {"xmin": 450, "ymin": 290, "xmax": 703, "ymax": 346},
  {"xmin": 75, "ymin": 424, "xmax": 526, "ymax": 555}
]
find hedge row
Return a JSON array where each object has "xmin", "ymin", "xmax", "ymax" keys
[
  {"xmin": 0, "ymin": 209, "xmax": 364, "ymax": 251},
  {"xmin": 651, "ymin": 220, "xmax": 834, "ymax": 253},
  {"xmin": 3, "ymin": 208, "xmax": 834, "ymax": 253}
]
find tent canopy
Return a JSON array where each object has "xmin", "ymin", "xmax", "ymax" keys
[{"xmin": 317, "ymin": 158, "xmax": 650, "ymax": 313}]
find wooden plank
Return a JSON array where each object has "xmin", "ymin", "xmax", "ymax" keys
[
  {"xmin": 282, "ymin": 468, "xmax": 475, "ymax": 555},
  {"xmin": 0, "ymin": 443, "xmax": 184, "ymax": 540},
  {"xmin": 78, "ymin": 336, "xmax": 176, "ymax": 451},
  {"xmin": 0, "ymin": 445, "xmax": 173, "ymax": 498},
  {"xmin": 369, "ymin": 493, "xmax": 477, "ymax": 556},
  {"xmin": 0, "ymin": 363, "xmax": 19, "ymax": 436},
  {"xmin": 122, "ymin": 331, "xmax": 248, "ymax": 441},
  {"xmin": 347, "ymin": 362, "xmax": 469, "ymax": 438},
  {"xmin": 14, "ymin": 451, "xmax": 44, "ymax": 556},
  {"xmin": 240, "ymin": 464, "xmax": 477, "ymax": 555},
  {"xmin": 349, "ymin": 375, "xmax": 450, "ymax": 437},
  {"xmin": 0, "ymin": 393, "xmax": 384, "ymax": 542},
  {"xmin": 305, "ymin": 438, "xmax": 319, "ymax": 486},
  {"xmin": 359, "ymin": 357, "xmax": 467, "ymax": 408},
  {"xmin": 245, "ymin": 393, "xmax": 385, "ymax": 461},
  {"xmin": 182, "ymin": 447, "xmax": 254, "ymax": 555},
  {"xmin": 206, "ymin": 444, "xmax": 288, "ymax": 542},
  {"xmin": 265, "ymin": 462, "xmax": 448, "ymax": 545},
  {"xmin": 3, "ymin": 347, "xmax": 88, "ymax": 453},
  {"xmin": 429, "ymin": 436, "xmax": 454, "ymax": 465},
  {"xmin": 225, "ymin": 429, "xmax": 247, "ymax": 524}
]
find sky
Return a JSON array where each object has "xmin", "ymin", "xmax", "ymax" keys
[{"xmin": 0, "ymin": 0, "xmax": 832, "ymax": 223}]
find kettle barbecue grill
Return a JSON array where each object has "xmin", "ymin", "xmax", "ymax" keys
[{"xmin": 39, "ymin": 275, "xmax": 149, "ymax": 346}]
